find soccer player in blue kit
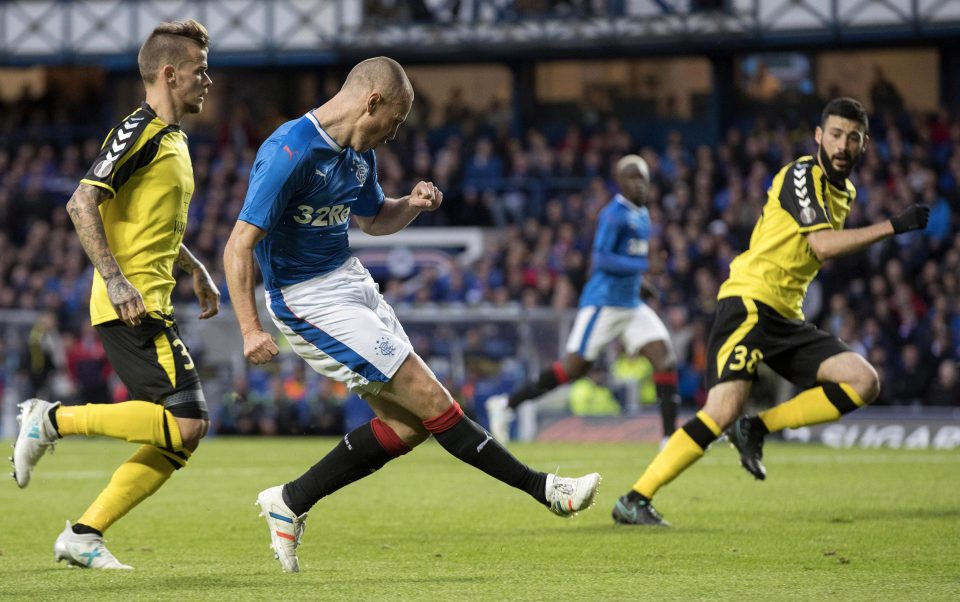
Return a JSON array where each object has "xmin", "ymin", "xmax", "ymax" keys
[
  {"xmin": 223, "ymin": 57, "xmax": 601, "ymax": 573},
  {"xmin": 486, "ymin": 155, "xmax": 681, "ymax": 445}
]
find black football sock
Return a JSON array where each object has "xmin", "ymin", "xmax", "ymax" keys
[
  {"xmin": 282, "ymin": 419, "xmax": 409, "ymax": 516},
  {"xmin": 424, "ymin": 402, "xmax": 548, "ymax": 504},
  {"xmin": 72, "ymin": 523, "xmax": 103, "ymax": 537},
  {"xmin": 508, "ymin": 362, "xmax": 569, "ymax": 409},
  {"xmin": 654, "ymin": 372, "xmax": 681, "ymax": 437}
]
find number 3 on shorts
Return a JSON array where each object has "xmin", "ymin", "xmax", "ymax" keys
[
  {"xmin": 172, "ymin": 338, "xmax": 195, "ymax": 370},
  {"xmin": 728, "ymin": 344, "xmax": 763, "ymax": 374}
]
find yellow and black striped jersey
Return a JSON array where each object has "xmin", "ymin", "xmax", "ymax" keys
[
  {"xmin": 718, "ymin": 155, "xmax": 856, "ymax": 320},
  {"xmin": 80, "ymin": 102, "xmax": 194, "ymax": 325}
]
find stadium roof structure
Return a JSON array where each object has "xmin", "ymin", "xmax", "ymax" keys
[{"xmin": 2, "ymin": 0, "xmax": 960, "ymax": 66}]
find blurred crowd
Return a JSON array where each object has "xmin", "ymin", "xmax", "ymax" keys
[{"xmin": 2, "ymin": 80, "xmax": 959, "ymax": 436}]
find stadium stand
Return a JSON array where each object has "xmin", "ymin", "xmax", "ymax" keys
[
  {"xmin": 1, "ymin": 0, "xmax": 958, "ymax": 438},
  {"xmin": 2, "ymin": 83, "xmax": 958, "ymax": 433}
]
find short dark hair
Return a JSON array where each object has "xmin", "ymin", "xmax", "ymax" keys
[
  {"xmin": 138, "ymin": 19, "xmax": 210, "ymax": 84},
  {"xmin": 821, "ymin": 97, "xmax": 869, "ymax": 132}
]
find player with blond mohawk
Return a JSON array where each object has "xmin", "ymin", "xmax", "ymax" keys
[{"xmin": 12, "ymin": 19, "xmax": 218, "ymax": 569}]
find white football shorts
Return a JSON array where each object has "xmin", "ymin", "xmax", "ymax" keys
[
  {"xmin": 565, "ymin": 303, "xmax": 670, "ymax": 361},
  {"xmin": 266, "ymin": 257, "xmax": 412, "ymax": 395}
]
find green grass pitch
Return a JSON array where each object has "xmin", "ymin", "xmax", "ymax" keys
[{"xmin": 1, "ymin": 437, "xmax": 958, "ymax": 601}]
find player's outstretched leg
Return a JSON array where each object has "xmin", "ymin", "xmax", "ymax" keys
[
  {"xmin": 53, "ymin": 520, "xmax": 132, "ymax": 569},
  {"xmin": 256, "ymin": 486, "xmax": 308, "ymax": 573},
  {"xmin": 424, "ymin": 400, "xmax": 601, "ymax": 517},
  {"xmin": 11, "ymin": 399, "xmax": 60, "ymax": 488},
  {"xmin": 727, "ymin": 416, "xmax": 767, "ymax": 480}
]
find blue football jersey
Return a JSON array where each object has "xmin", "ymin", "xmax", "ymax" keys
[
  {"xmin": 578, "ymin": 194, "xmax": 650, "ymax": 308},
  {"xmin": 238, "ymin": 112, "xmax": 385, "ymax": 292}
]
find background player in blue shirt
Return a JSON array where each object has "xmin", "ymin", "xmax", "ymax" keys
[
  {"xmin": 223, "ymin": 56, "xmax": 601, "ymax": 573},
  {"xmin": 486, "ymin": 155, "xmax": 681, "ymax": 445}
]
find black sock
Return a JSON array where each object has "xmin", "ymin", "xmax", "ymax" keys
[
  {"xmin": 72, "ymin": 523, "xmax": 102, "ymax": 537},
  {"xmin": 508, "ymin": 367, "xmax": 561, "ymax": 409},
  {"xmin": 748, "ymin": 415, "xmax": 770, "ymax": 435},
  {"xmin": 48, "ymin": 406, "xmax": 60, "ymax": 436},
  {"xmin": 656, "ymin": 382, "xmax": 680, "ymax": 437},
  {"xmin": 625, "ymin": 490, "xmax": 649, "ymax": 504},
  {"xmin": 431, "ymin": 415, "xmax": 548, "ymax": 504},
  {"xmin": 282, "ymin": 422, "xmax": 394, "ymax": 516}
]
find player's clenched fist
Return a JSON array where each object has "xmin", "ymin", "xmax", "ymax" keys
[
  {"xmin": 243, "ymin": 329, "xmax": 280, "ymax": 365},
  {"xmin": 408, "ymin": 180, "xmax": 443, "ymax": 211}
]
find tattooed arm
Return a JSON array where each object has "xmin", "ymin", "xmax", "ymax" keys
[
  {"xmin": 65, "ymin": 183, "xmax": 146, "ymax": 326},
  {"xmin": 176, "ymin": 244, "xmax": 221, "ymax": 319}
]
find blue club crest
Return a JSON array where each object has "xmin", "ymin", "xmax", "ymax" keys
[
  {"xmin": 375, "ymin": 337, "xmax": 397, "ymax": 356},
  {"xmin": 353, "ymin": 157, "xmax": 368, "ymax": 186}
]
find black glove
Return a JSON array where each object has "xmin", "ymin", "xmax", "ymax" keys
[{"xmin": 890, "ymin": 204, "xmax": 930, "ymax": 235}]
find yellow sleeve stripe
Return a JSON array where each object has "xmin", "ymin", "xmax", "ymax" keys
[
  {"xmin": 79, "ymin": 178, "xmax": 116, "ymax": 197},
  {"xmin": 797, "ymin": 222, "xmax": 833, "ymax": 234},
  {"xmin": 98, "ymin": 127, "xmax": 117, "ymax": 150}
]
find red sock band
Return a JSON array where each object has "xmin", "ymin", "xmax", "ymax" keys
[
  {"xmin": 653, "ymin": 371, "xmax": 678, "ymax": 385},
  {"xmin": 422, "ymin": 401, "xmax": 464, "ymax": 434},
  {"xmin": 552, "ymin": 362, "xmax": 570, "ymax": 385},
  {"xmin": 370, "ymin": 417, "xmax": 411, "ymax": 457}
]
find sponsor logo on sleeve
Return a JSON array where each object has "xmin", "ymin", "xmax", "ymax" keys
[
  {"xmin": 793, "ymin": 163, "xmax": 818, "ymax": 224},
  {"xmin": 793, "ymin": 164, "xmax": 809, "ymax": 206},
  {"xmin": 93, "ymin": 116, "xmax": 143, "ymax": 179}
]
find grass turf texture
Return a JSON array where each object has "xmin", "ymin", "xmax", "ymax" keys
[{"xmin": 1, "ymin": 437, "xmax": 958, "ymax": 601}]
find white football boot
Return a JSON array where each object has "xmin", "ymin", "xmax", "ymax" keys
[
  {"xmin": 484, "ymin": 394, "xmax": 514, "ymax": 443},
  {"xmin": 53, "ymin": 521, "xmax": 132, "ymax": 569},
  {"xmin": 256, "ymin": 485, "xmax": 308, "ymax": 573},
  {"xmin": 12, "ymin": 399, "xmax": 60, "ymax": 488},
  {"xmin": 545, "ymin": 472, "xmax": 602, "ymax": 517}
]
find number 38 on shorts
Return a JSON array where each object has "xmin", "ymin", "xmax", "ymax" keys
[{"xmin": 727, "ymin": 344, "xmax": 763, "ymax": 375}]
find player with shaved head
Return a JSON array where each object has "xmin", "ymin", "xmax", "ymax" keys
[
  {"xmin": 486, "ymin": 154, "xmax": 682, "ymax": 450},
  {"xmin": 224, "ymin": 56, "xmax": 601, "ymax": 573}
]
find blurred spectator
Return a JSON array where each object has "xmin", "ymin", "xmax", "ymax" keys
[
  {"xmin": 924, "ymin": 360, "xmax": 960, "ymax": 406},
  {"xmin": 23, "ymin": 311, "xmax": 63, "ymax": 399},
  {"xmin": 65, "ymin": 322, "xmax": 112, "ymax": 404},
  {"xmin": 891, "ymin": 344, "xmax": 932, "ymax": 406},
  {"xmin": 2, "ymin": 81, "xmax": 959, "ymax": 423},
  {"xmin": 869, "ymin": 66, "xmax": 905, "ymax": 116},
  {"xmin": 443, "ymin": 86, "xmax": 473, "ymax": 127}
]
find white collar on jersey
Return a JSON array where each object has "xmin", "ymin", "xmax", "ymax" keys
[
  {"xmin": 614, "ymin": 193, "xmax": 643, "ymax": 212},
  {"xmin": 305, "ymin": 111, "xmax": 343, "ymax": 153}
]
